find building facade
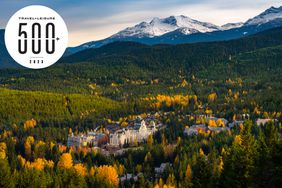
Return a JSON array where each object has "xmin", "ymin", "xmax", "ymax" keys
[
  {"xmin": 67, "ymin": 132, "xmax": 107, "ymax": 147},
  {"xmin": 109, "ymin": 120, "xmax": 157, "ymax": 146}
]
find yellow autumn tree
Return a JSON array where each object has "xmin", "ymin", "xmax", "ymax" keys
[
  {"xmin": 185, "ymin": 164, "xmax": 192, "ymax": 181},
  {"xmin": 163, "ymin": 184, "xmax": 175, "ymax": 188},
  {"xmin": 154, "ymin": 184, "xmax": 160, "ymax": 188},
  {"xmin": 208, "ymin": 92, "xmax": 217, "ymax": 102},
  {"xmin": 205, "ymin": 108, "xmax": 213, "ymax": 115},
  {"xmin": 26, "ymin": 136, "xmax": 35, "ymax": 144},
  {"xmin": 216, "ymin": 119, "xmax": 225, "ymax": 127},
  {"xmin": 24, "ymin": 119, "xmax": 37, "ymax": 130},
  {"xmin": 180, "ymin": 79, "xmax": 188, "ymax": 87},
  {"xmin": 73, "ymin": 163, "xmax": 87, "ymax": 176},
  {"xmin": 199, "ymin": 148, "xmax": 205, "ymax": 156},
  {"xmin": 95, "ymin": 165, "xmax": 119, "ymax": 187},
  {"xmin": 0, "ymin": 142, "xmax": 7, "ymax": 159},
  {"xmin": 50, "ymin": 142, "xmax": 55, "ymax": 151},
  {"xmin": 23, "ymin": 157, "xmax": 54, "ymax": 170},
  {"xmin": 218, "ymin": 156, "xmax": 224, "ymax": 174},
  {"xmin": 159, "ymin": 178, "xmax": 164, "ymax": 188},
  {"xmin": 149, "ymin": 94, "xmax": 190, "ymax": 109},
  {"xmin": 17, "ymin": 155, "xmax": 26, "ymax": 168},
  {"xmin": 57, "ymin": 153, "xmax": 73, "ymax": 169},
  {"xmin": 234, "ymin": 135, "xmax": 242, "ymax": 145},
  {"xmin": 27, "ymin": 158, "xmax": 45, "ymax": 170},
  {"xmin": 208, "ymin": 120, "xmax": 217, "ymax": 127},
  {"xmin": 221, "ymin": 148, "xmax": 226, "ymax": 155},
  {"xmin": 228, "ymin": 89, "xmax": 233, "ymax": 96},
  {"xmin": 234, "ymin": 92, "xmax": 240, "ymax": 100},
  {"xmin": 45, "ymin": 160, "xmax": 54, "ymax": 169},
  {"xmin": 1, "ymin": 130, "xmax": 12, "ymax": 139}
]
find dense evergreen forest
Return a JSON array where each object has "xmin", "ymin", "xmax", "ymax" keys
[{"xmin": 0, "ymin": 27, "xmax": 281, "ymax": 187}]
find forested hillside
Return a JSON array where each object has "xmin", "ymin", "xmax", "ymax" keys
[
  {"xmin": 0, "ymin": 88, "xmax": 127, "ymax": 127},
  {"xmin": 0, "ymin": 27, "xmax": 281, "ymax": 188},
  {"xmin": 62, "ymin": 27, "xmax": 282, "ymax": 68}
]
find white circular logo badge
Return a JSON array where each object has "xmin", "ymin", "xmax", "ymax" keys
[{"xmin": 5, "ymin": 5, "xmax": 68, "ymax": 69}]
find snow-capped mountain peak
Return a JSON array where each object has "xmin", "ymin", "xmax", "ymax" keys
[
  {"xmin": 245, "ymin": 6, "xmax": 282, "ymax": 26},
  {"xmin": 111, "ymin": 15, "xmax": 220, "ymax": 38}
]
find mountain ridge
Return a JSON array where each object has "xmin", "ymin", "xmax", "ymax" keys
[
  {"xmin": 67, "ymin": 6, "xmax": 282, "ymax": 53},
  {"xmin": 112, "ymin": 15, "xmax": 221, "ymax": 38}
]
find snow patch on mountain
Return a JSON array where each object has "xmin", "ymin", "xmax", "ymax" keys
[
  {"xmin": 111, "ymin": 15, "xmax": 220, "ymax": 38},
  {"xmin": 245, "ymin": 6, "xmax": 282, "ymax": 26}
]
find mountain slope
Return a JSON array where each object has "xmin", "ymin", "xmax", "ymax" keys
[
  {"xmin": 0, "ymin": 27, "xmax": 282, "ymax": 103},
  {"xmin": 221, "ymin": 22, "xmax": 244, "ymax": 30},
  {"xmin": 245, "ymin": 6, "xmax": 282, "ymax": 26},
  {"xmin": 62, "ymin": 27, "xmax": 282, "ymax": 68}
]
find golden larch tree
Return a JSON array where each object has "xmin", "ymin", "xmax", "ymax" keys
[
  {"xmin": 0, "ymin": 142, "xmax": 7, "ymax": 159},
  {"xmin": 96, "ymin": 165, "xmax": 119, "ymax": 187},
  {"xmin": 73, "ymin": 163, "xmax": 87, "ymax": 176},
  {"xmin": 57, "ymin": 153, "xmax": 73, "ymax": 169}
]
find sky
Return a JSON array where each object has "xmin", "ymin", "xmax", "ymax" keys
[{"xmin": 0, "ymin": 0, "xmax": 281, "ymax": 46}]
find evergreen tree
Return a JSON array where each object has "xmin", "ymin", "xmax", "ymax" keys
[{"xmin": 222, "ymin": 120, "xmax": 258, "ymax": 187}]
